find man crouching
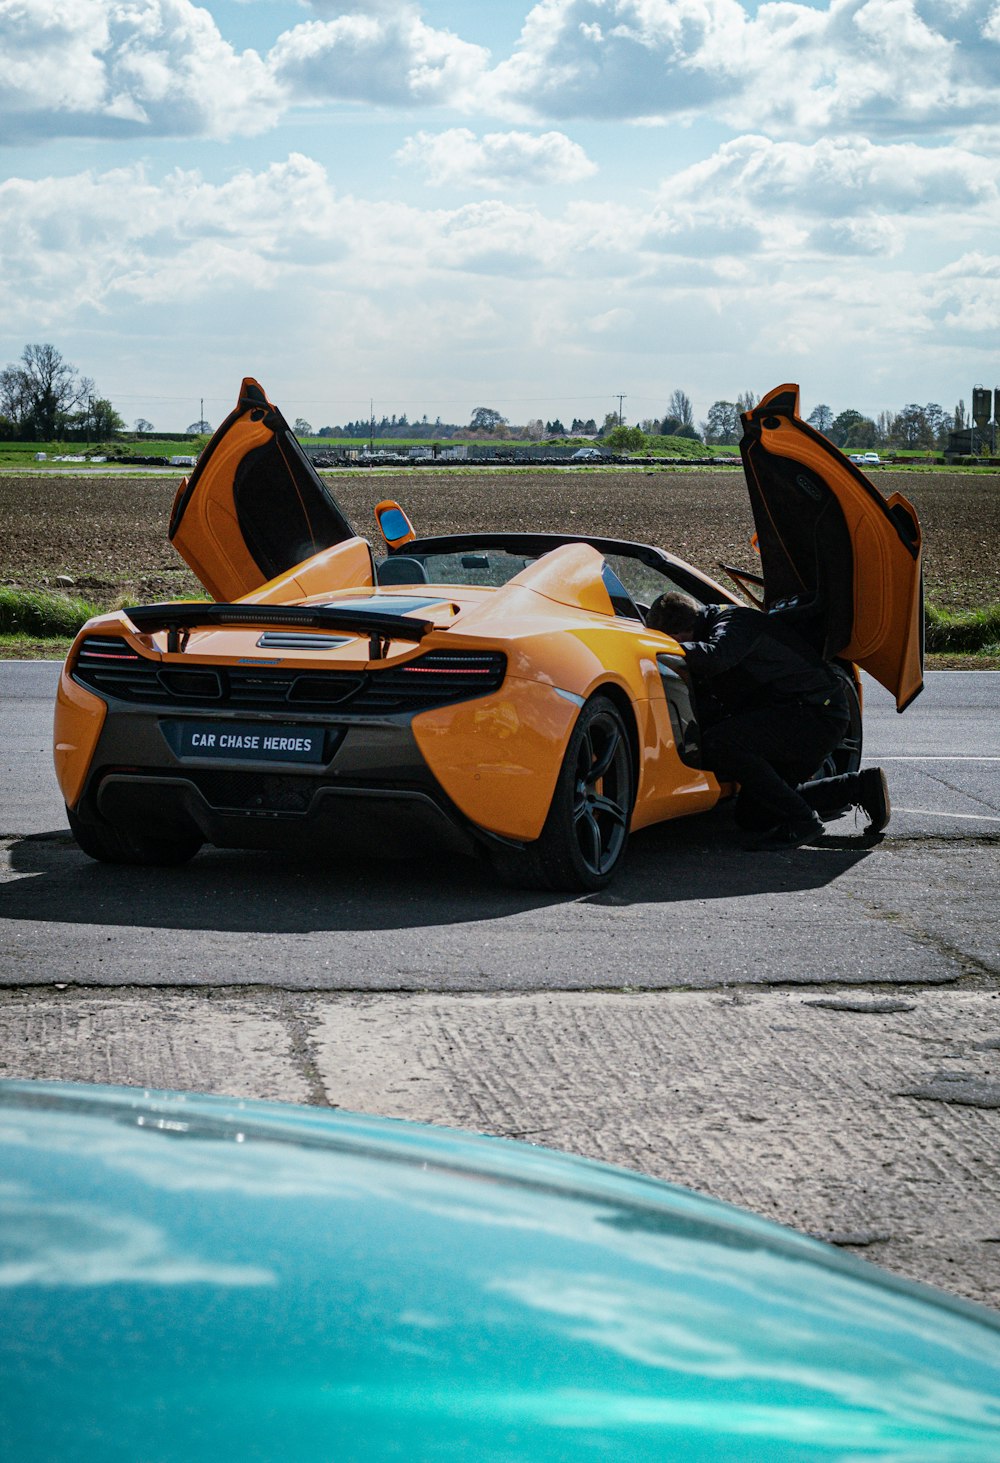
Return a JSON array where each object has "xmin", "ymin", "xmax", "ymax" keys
[{"xmin": 646, "ymin": 590, "xmax": 890, "ymax": 850}]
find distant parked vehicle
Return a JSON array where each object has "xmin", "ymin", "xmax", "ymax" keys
[{"xmin": 570, "ymin": 446, "xmax": 604, "ymax": 461}]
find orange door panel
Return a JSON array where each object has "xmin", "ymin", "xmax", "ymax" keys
[
  {"xmin": 741, "ymin": 384, "xmax": 923, "ymax": 710},
  {"xmin": 170, "ymin": 378, "xmax": 358, "ymax": 602}
]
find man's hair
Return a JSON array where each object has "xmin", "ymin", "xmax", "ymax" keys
[{"xmin": 646, "ymin": 589, "xmax": 702, "ymax": 637}]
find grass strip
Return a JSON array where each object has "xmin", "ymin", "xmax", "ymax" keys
[
  {"xmin": 924, "ymin": 602, "xmax": 1000, "ymax": 654},
  {"xmin": 0, "ymin": 587, "xmax": 101, "ymax": 637},
  {"xmin": 2, "ymin": 583, "xmax": 999, "ymax": 658},
  {"xmin": 0, "ymin": 634, "xmax": 75, "ymax": 658}
]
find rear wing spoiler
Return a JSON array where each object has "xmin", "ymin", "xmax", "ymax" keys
[{"xmin": 125, "ymin": 602, "xmax": 435, "ymax": 657}]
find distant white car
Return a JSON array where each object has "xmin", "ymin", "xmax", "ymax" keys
[
  {"xmin": 570, "ymin": 447, "xmax": 604, "ymax": 461},
  {"xmin": 862, "ymin": 452, "xmax": 881, "ymax": 464}
]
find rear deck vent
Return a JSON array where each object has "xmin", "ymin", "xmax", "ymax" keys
[{"xmin": 257, "ymin": 632, "xmax": 352, "ymax": 651}]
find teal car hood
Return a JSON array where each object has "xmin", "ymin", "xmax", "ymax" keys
[{"xmin": 2, "ymin": 1081, "xmax": 999, "ymax": 1461}]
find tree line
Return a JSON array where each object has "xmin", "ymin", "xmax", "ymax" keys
[
  {"xmin": 0, "ymin": 344, "xmax": 978, "ymax": 453},
  {"xmin": 296, "ymin": 407, "xmax": 603, "ymax": 441},
  {"xmin": 315, "ymin": 386, "xmax": 970, "ymax": 452},
  {"xmin": 690, "ymin": 394, "xmax": 970, "ymax": 450},
  {"xmin": 0, "ymin": 345, "xmax": 125, "ymax": 441}
]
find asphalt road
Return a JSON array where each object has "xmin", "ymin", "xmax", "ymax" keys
[
  {"xmin": 2, "ymin": 661, "xmax": 999, "ymax": 1307},
  {"xmin": 1, "ymin": 662, "xmax": 997, "ymax": 987}
]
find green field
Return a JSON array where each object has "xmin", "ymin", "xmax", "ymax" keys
[
  {"xmin": 1, "ymin": 465, "xmax": 997, "ymax": 665},
  {"xmin": 0, "ymin": 433, "xmax": 742, "ymax": 467}
]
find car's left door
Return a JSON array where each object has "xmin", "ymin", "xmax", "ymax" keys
[{"xmin": 169, "ymin": 378, "xmax": 360, "ymax": 601}]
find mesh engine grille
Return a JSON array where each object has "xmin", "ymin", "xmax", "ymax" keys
[{"xmin": 73, "ymin": 636, "xmax": 506, "ymax": 713}]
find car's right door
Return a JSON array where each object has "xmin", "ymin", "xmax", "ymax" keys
[{"xmin": 740, "ymin": 384, "xmax": 923, "ymax": 711}]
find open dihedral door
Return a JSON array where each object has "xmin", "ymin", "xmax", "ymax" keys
[
  {"xmin": 169, "ymin": 378, "xmax": 361, "ymax": 602},
  {"xmin": 740, "ymin": 384, "xmax": 924, "ymax": 712}
]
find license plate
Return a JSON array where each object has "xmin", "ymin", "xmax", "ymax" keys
[{"xmin": 169, "ymin": 721, "xmax": 326, "ymax": 764}]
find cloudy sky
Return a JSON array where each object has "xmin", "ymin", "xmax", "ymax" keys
[{"xmin": 1, "ymin": 0, "xmax": 997, "ymax": 432}]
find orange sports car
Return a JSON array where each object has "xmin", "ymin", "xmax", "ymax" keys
[{"xmin": 54, "ymin": 380, "xmax": 923, "ymax": 890}]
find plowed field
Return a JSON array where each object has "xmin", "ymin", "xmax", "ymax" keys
[{"xmin": 2, "ymin": 467, "xmax": 997, "ymax": 612}]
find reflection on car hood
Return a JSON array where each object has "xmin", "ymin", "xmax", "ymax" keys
[{"xmin": 2, "ymin": 1081, "xmax": 1000, "ymax": 1461}]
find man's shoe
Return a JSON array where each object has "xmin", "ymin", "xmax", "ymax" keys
[
  {"xmin": 858, "ymin": 767, "xmax": 890, "ymax": 834},
  {"xmin": 750, "ymin": 812, "xmax": 825, "ymax": 851}
]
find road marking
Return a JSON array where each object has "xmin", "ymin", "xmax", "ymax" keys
[
  {"xmin": 894, "ymin": 808, "xmax": 1000, "ymax": 822},
  {"xmin": 877, "ymin": 756, "xmax": 1000, "ymax": 761}
]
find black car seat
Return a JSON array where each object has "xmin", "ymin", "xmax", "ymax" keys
[{"xmin": 377, "ymin": 556, "xmax": 429, "ymax": 585}]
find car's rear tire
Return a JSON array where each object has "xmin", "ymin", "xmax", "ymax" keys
[
  {"xmin": 67, "ymin": 806, "xmax": 202, "ymax": 867},
  {"xmin": 491, "ymin": 695, "xmax": 633, "ymax": 892}
]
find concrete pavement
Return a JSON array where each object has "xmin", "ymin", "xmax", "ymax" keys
[{"xmin": 1, "ymin": 663, "xmax": 998, "ymax": 1308}]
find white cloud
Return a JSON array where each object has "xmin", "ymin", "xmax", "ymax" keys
[
  {"xmin": 483, "ymin": 0, "xmax": 1000, "ymax": 140},
  {"xmin": 1, "ymin": 141, "xmax": 996, "ymax": 330},
  {"xmin": 0, "ymin": 0, "xmax": 279, "ymax": 143},
  {"xmin": 658, "ymin": 135, "xmax": 998, "ymax": 218},
  {"xmin": 302, "ymin": 0, "xmax": 417, "ymax": 12},
  {"xmin": 485, "ymin": 0, "xmax": 742, "ymax": 122},
  {"xmin": 806, "ymin": 214, "xmax": 905, "ymax": 256},
  {"xmin": 929, "ymin": 250, "xmax": 1000, "ymax": 339},
  {"xmin": 935, "ymin": 250, "xmax": 1000, "ymax": 281},
  {"xmin": 268, "ymin": 8, "xmax": 489, "ymax": 107},
  {"xmin": 635, "ymin": 134, "xmax": 999, "ymax": 267},
  {"xmin": 0, "ymin": 154, "xmax": 347, "ymax": 325},
  {"xmin": 1, "ymin": 137, "xmax": 996, "ymax": 427},
  {"xmin": 396, "ymin": 128, "xmax": 597, "ymax": 188},
  {"xmin": 3, "ymin": 0, "xmax": 998, "ymax": 149}
]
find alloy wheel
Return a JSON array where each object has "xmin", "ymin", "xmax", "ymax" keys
[{"xmin": 571, "ymin": 711, "xmax": 630, "ymax": 875}]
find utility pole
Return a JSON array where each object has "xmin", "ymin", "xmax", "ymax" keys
[
  {"xmin": 616, "ymin": 394, "xmax": 626, "ymax": 427},
  {"xmin": 200, "ymin": 398, "xmax": 204, "ymax": 431},
  {"xmin": 369, "ymin": 398, "xmax": 374, "ymax": 454}
]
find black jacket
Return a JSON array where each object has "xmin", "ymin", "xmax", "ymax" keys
[{"xmin": 680, "ymin": 606, "xmax": 847, "ymax": 716}]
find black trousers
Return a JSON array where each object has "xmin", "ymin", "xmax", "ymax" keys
[{"xmin": 701, "ymin": 702, "xmax": 851, "ymax": 828}]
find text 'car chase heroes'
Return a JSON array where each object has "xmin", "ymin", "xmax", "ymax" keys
[{"xmin": 54, "ymin": 378, "xmax": 923, "ymax": 890}]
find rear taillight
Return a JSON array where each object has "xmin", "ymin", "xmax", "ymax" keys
[
  {"xmin": 75, "ymin": 635, "xmax": 141, "ymax": 664},
  {"xmin": 398, "ymin": 650, "xmax": 506, "ymax": 687}
]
